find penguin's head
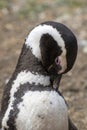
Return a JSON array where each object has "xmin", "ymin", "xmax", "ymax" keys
[{"xmin": 25, "ymin": 21, "xmax": 78, "ymax": 75}]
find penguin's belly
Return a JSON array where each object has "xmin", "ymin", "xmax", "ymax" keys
[{"xmin": 16, "ymin": 90, "xmax": 68, "ymax": 130}]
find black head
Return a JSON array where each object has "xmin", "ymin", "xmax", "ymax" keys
[
  {"xmin": 40, "ymin": 33, "xmax": 62, "ymax": 75},
  {"xmin": 25, "ymin": 21, "xmax": 78, "ymax": 76}
]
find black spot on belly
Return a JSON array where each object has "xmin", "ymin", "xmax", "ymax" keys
[
  {"xmin": 50, "ymin": 101, "xmax": 53, "ymax": 104},
  {"xmin": 37, "ymin": 114, "xmax": 44, "ymax": 119}
]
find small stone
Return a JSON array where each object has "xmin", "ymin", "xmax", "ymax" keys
[
  {"xmin": 1, "ymin": 8, "xmax": 9, "ymax": 15},
  {"xmin": 5, "ymin": 23, "xmax": 13, "ymax": 31},
  {"xmin": 83, "ymin": 47, "xmax": 87, "ymax": 54}
]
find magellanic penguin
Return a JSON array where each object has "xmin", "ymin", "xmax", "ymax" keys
[{"xmin": 0, "ymin": 21, "xmax": 78, "ymax": 130}]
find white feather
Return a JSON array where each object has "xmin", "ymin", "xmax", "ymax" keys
[{"xmin": 16, "ymin": 91, "xmax": 68, "ymax": 130}]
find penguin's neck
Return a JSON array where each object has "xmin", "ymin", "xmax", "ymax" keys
[
  {"xmin": 14, "ymin": 44, "xmax": 61, "ymax": 89},
  {"xmin": 12, "ymin": 44, "xmax": 51, "ymax": 87},
  {"xmin": 15, "ymin": 44, "xmax": 47, "ymax": 75}
]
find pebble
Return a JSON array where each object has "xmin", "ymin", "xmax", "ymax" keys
[
  {"xmin": 79, "ymin": 40, "xmax": 87, "ymax": 53},
  {"xmin": 83, "ymin": 47, "xmax": 87, "ymax": 53},
  {"xmin": 79, "ymin": 40, "xmax": 87, "ymax": 47}
]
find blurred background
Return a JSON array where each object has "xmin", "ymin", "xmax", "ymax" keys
[{"xmin": 0, "ymin": 0, "xmax": 87, "ymax": 129}]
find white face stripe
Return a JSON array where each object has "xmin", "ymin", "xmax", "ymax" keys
[
  {"xmin": 25, "ymin": 24, "xmax": 66, "ymax": 59},
  {"xmin": 2, "ymin": 71, "xmax": 50, "ymax": 129},
  {"xmin": 16, "ymin": 91, "xmax": 68, "ymax": 130}
]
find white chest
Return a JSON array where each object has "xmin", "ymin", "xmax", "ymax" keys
[{"xmin": 16, "ymin": 90, "xmax": 68, "ymax": 130}]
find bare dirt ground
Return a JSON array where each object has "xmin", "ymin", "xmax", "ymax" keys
[{"xmin": 0, "ymin": 2, "xmax": 87, "ymax": 130}]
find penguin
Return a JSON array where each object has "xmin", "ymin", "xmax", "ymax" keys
[{"xmin": 0, "ymin": 21, "xmax": 78, "ymax": 130}]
